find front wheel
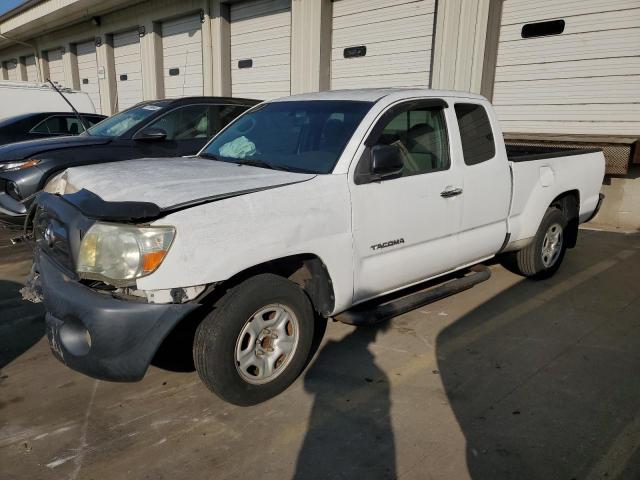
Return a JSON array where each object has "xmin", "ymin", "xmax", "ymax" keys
[
  {"xmin": 513, "ymin": 207, "xmax": 568, "ymax": 279},
  {"xmin": 193, "ymin": 274, "xmax": 315, "ymax": 406}
]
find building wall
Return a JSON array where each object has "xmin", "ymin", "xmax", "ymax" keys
[
  {"xmin": 0, "ymin": 0, "xmax": 638, "ymax": 230},
  {"xmin": 0, "ymin": 0, "xmax": 494, "ymax": 114}
]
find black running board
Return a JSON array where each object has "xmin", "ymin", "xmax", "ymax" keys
[{"xmin": 334, "ymin": 265, "xmax": 491, "ymax": 326}]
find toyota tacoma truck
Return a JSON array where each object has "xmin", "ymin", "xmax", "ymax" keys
[{"xmin": 23, "ymin": 89, "xmax": 605, "ymax": 406}]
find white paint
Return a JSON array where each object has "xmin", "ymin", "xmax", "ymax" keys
[
  {"xmin": 76, "ymin": 40, "xmax": 101, "ymax": 114},
  {"xmin": 0, "ymin": 81, "xmax": 96, "ymax": 120},
  {"xmin": 63, "ymin": 158, "xmax": 315, "ymax": 209},
  {"xmin": 493, "ymin": 0, "xmax": 640, "ymax": 136},
  {"xmin": 4, "ymin": 59, "xmax": 18, "ymax": 80},
  {"xmin": 330, "ymin": 0, "xmax": 436, "ymax": 89},
  {"xmin": 24, "ymin": 55, "xmax": 37, "ymax": 81},
  {"xmin": 113, "ymin": 30, "xmax": 143, "ymax": 111},
  {"xmin": 161, "ymin": 14, "xmax": 204, "ymax": 98},
  {"xmin": 230, "ymin": 0, "xmax": 291, "ymax": 100},
  {"xmin": 63, "ymin": 89, "xmax": 605, "ymax": 315},
  {"xmin": 45, "ymin": 48, "xmax": 65, "ymax": 86}
]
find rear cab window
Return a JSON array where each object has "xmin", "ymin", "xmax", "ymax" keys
[{"xmin": 454, "ymin": 103, "xmax": 496, "ymax": 165}]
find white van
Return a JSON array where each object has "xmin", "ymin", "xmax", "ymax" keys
[{"xmin": 0, "ymin": 80, "xmax": 97, "ymax": 121}]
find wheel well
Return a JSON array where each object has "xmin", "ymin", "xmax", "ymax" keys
[
  {"xmin": 152, "ymin": 254, "xmax": 334, "ymax": 372},
  {"xmin": 550, "ymin": 190, "xmax": 580, "ymax": 248},
  {"xmin": 200, "ymin": 254, "xmax": 335, "ymax": 317}
]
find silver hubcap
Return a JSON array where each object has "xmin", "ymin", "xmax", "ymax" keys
[
  {"xmin": 541, "ymin": 223, "xmax": 563, "ymax": 268},
  {"xmin": 234, "ymin": 304, "xmax": 299, "ymax": 385}
]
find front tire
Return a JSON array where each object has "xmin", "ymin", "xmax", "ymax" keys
[
  {"xmin": 193, "ymin": 274, "xmax": 315, "ymax": 406},
  {"xmin": 513, "ymin": 207, "xmax": 568, "ymax": 279}
]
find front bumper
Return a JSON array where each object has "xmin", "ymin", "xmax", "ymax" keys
[
  {"xmin": 34, "ymin": 250, "xmax": 199, "ymax": 381},
  {"xmin": 0, "ymin": 191, "xmax": 27, "ymax": 227}
]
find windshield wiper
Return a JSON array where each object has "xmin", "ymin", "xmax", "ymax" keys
[
  {"xmin": 198, "ymin": 155, "xmax": 314, "ymax": 174},
  {"xmin": 238, "ymin": 159, "xmax": 280, "ymax": 170}
]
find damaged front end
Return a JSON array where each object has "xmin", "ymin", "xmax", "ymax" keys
[{"xmin": 25, "ymin": 192, "xmax": 200, "ymax": 381}]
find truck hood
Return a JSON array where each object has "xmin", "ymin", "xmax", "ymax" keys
[
  {"xmin": 0, "ymin": 135, "xmax": 111, "ymax": 161},
  {"xmin": 61, "ymin": 157, "xmax": 316, "ymax": 210}
]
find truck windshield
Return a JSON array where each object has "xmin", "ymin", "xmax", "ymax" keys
[
  {"xmin": 200, "ymin": 100, "xmax": 373, "ymax": 174},
  {"xmin": 85, "ymin": 102, "xmax": 169, "ymax": 137}
]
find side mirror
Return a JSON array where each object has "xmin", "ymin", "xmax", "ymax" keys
[
  {"xmin": 136, "ymin": 128, "xmax": 167, "ymax": 141},
  {"xmin": 371, "ymin": 144, "xmax": 404, "ymax": 179}
]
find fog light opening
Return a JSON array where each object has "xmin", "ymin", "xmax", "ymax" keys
[{"xmin": 59, "ymin": 321, "xmax": 92, "ymax": 356}]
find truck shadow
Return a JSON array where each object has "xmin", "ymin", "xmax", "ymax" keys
[
  {"xmin": 293, "ymin": 322, "xmax": 396, "ymax": 480},
  {"xmin": 436, "ymin": 233, "xmax": 640, "ymax": 479},
  {"xmin": 0, "ymin": 280, "xmax": 45, "ymax": 369}
]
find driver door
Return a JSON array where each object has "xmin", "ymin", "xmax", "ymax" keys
[
  {"xmin": 350, "ymin": 100, "xmax": 464, "ymax": 303},
  {"xmin": 134, "ymin": 104, "xmax": 211, "ymax": 157}
]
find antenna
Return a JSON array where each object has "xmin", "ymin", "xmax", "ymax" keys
[{"xmin": 46, "ymin": 79, "xmax": 91, "ymax": 135}]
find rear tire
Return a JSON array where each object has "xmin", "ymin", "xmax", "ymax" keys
[
  {"xmin": 513, "ymin": 207, "xmax": 568, "ymax": 279},
  {"xmin": 193, "ymin": 274, "xmax": 315, "ymax": 406}
]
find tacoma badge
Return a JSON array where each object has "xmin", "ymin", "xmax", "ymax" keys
[{"xmin": 370, "ymin": 238, "xmax": 405, "ymax": 251}]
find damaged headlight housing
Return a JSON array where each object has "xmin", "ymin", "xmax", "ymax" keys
[
  {"xmin": 77, "ymin": 223, "xmax": 175, "ymax": 284},
  {"xmin": 0, "ymin": 159, "xmax": 40, "ymax": 172}
]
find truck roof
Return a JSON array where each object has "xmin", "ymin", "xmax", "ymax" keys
[{"xmin": 270, "ymin": 88, "xmax": 488, "ymax": 103}]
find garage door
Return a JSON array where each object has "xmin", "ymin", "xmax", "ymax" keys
[
  {"xmin": 331, "ymin": 0, "xmax": 436, "ymax": 89},
  {"xmin": 5, "ymin": 60, "xmax": 18, "ymax": 81},
  {"xmin": 76, "ymin": 41, "xmax": 102, "ymax": 113},
  {"xmin": 24, "ymin": 55, "xmax": 38, "ymax": 82},
  {"xmin": 493, "ymin": 0, "xmax": 640, "ymax": 136},
  {"xmin": 114, "ymin": 30, "xmax": 143, "ymax": 111},
  {"xmin": 230, "ymin": 0, "xmax": 291, "ymax": 100},
  {"xmin": 162, "ymin": 14, "xmax": 204, "ymax": 98},
  {"xmin": 46, "ymin": 48, "xmax": 65, "ymax": 86}
]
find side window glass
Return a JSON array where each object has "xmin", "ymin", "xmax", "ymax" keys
[
  {"xmin": 64, "ymin": 117, "xmax": 84, "ymax": 134},
  {"xmin": 209, "ymin": 105, "xmax": 250, "ymax": 134},
  {"xmin": 45, "ymin": 117, "xmax": 66, "ymax": 134},
  {"xmin": 31, "ymin": 119, "xmax": 50, "ymax": 134},
  {"xmin": 87, "ymin": 116, "xmax": 103, "ymax": 127},
  {"xmin": 375, "ymin": 106, "xmax": 450, "ymax": 176},
  {"xmin": 147, "ymin": 105, "xmax": 209, "ymax": 140},
  {"xmin": 454, "ymin": 103, "xmax": 495, "ymax": 165}
]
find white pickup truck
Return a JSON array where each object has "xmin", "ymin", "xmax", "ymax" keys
[{"xmin": 25, "ymin": 89, "xmax": 605, "ymax": 405}]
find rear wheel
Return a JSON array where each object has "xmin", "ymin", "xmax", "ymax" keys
[
  {"xmin": 193, "ymin": 274, "xmax": 315, "ymax": 406},
  {"xmin": 513, "ymin": 207, "xmax": 568, "ymax": 279}
]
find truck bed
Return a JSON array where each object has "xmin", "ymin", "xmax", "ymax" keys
[{"xmin": 506, "ymin": 144, "xmax": 602, "ymax": 163}]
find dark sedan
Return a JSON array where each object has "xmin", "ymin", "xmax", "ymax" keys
[
  {"xmin": 0, "ymin": 112, "xmax": 106, "ymax": 145},
  {"xmin": 0, "ymin": 96, "xmax": 259, "ymax": 225}
]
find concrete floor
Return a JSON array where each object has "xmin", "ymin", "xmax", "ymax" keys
[{"xmin": 1, "ymin": 228, "xmax": 639, "ymax": 480}]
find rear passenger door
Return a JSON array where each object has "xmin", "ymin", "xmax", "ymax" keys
[
  {"xmin": 350, "ymin": 100, "xmax": 464, "ymax": 303},
  {"xmin": 453, "ymin": 102, "xmax": 511, "ymax": 265}
]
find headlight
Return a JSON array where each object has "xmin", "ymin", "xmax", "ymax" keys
[
  {"xmin": 0, "ymin": 159, "xmax": 40, "ymax": 172},
  {"xmin": 77, "ymin": 223, "xmax": 175, "ymax": 284}
]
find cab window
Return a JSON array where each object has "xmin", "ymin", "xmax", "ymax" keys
[
  {"xmin": 374, "ymin": 105, "xmax": 450, "ymax": 177},
  {"xmin": 454, "ymin": 103, "xmax": 496, "ymax": 165}
]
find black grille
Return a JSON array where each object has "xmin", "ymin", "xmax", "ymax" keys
[{"xmin": 34, "ymin": 205, "xmax": 74, "ymax": 272}]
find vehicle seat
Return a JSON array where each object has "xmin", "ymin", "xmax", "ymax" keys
[
  {"xmin": 195, "ymin": 115, "xmax": 208, "ymax": 138},
  {"xmin": 404, "ymin": 123, "xmax": 440, "ymax": 171},
  {"xmin": 69, "ymin": 123, "xmax": 79, "ymax": 134}
]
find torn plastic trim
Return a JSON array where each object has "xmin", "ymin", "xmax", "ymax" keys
[{"xmin": 43, "ymin": 175, "xmax": 316, "ymax": 223}]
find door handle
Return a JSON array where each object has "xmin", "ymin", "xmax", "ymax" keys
[{"xmin": 440, "ymin": 187, "xmax": 463, "ymax": 198}]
